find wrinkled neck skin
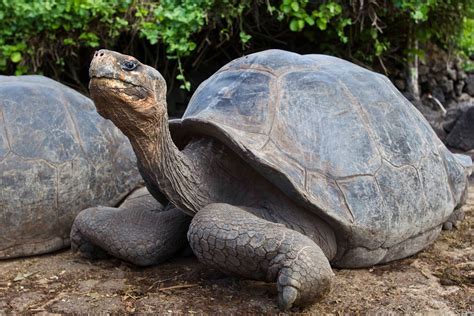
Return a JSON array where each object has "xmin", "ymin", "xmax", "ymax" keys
[{"xmin": 117, "ymin": 96, "xmax": 208, "ymax": 216}]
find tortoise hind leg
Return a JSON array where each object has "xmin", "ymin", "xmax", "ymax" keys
[
  {"xmin": 188, "ymin": 203, "xmax": 334, "ymax": 310},
  {"xmin": 71, "ymin": 187, "xmax": 191, "ymax": 266},
  {"xmin": 443, "ymin": 208, "xmax": 465, "ymax": 230}
]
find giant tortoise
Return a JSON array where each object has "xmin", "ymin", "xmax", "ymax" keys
[
  {"xmin": 0, "ymin": 75, "xmax": 143, "ymax": 259},
  {"xmin": 72, "ymin": 50, "xmax": 472, "ymax": 310}
]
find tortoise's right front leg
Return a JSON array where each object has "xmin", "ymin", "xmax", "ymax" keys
[
  {"xmin": 188, "ymin": 203, "xmax": 334, "ymax": 310},
  {"xmin": 71, "ymin": 187, "xmax": 191, "ymax": 266}
]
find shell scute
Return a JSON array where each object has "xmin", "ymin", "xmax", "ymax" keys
[
  {"xmin": 271, "ymin": 70, "xmax": 381, "ymax": 178},
  {"xmin": 336, "ymin": 70, "xmax": 432, "ymax": 167},
  {"xmin": 0, "ymin": 108, "xmax": 9, "ymax": 160},
  {"xmin": 186, "ymin": 70, "xmax": 273, "ymax": 135},
  {"xmin": 2, "ymin": 83, "xmax": 80, "ymax": 164},
  {"xmin": 337, "ymin": 175, "xmax": 387, "ymax": 248}
]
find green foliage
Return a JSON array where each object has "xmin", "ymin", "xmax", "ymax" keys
[
  {"xmin": 393, "ymin": 0, "xmax": 437, "ymax": 22},
  {"xmin": 0, "ymin": 0, "xmax": 472, "ymax": 91},
  {"xmin": 135, "ymin": 0, "xmax": 254, "ymax": 89},
  {"xmin": 0, "ymin": 0, "xmax": 130, "ymax": 75},
  {"xmin": 460, "ymin": 18, "xmax": 474, "ymax": 57},
  {"xmin": 136, "ymin": 0, "xmax": 214, "ymax": 89},
  {"xmin": 275, "ymin": 0, "xmax": 351, "ymax": 43},
  {"xmin": 275, "ymin": 0, "xmax": 473, "ymax": 65},
  {"xmin": 137, "ymin": 0, "xmax": 212, "ymax": 57}
]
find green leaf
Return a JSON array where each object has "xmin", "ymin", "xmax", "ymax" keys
[
  {"xmin": 10, "ymin": 52, "xmax": 22, "ymax": 63},
  {"xmin": 291, "ymin": 1, "xmax": 299, "ymax": 12},
  {"xmin": 316, "ymin": 18, "xmax": 327, "ymax": 30},
  {"xmin": 180, "ymin": 81, "xmax": 191, "ymax": 91},
  {"xmin": 239, "ymin": 31, "xmax": 252, "ymax": 44},
  {"xmin": 63, "ymin": 38, "xmax": 76, "ymax": 46},
  {"xmin": 298, "ymin": 19, "xmax": 305, "ymax": 30},
  {"xmin": 289, "ymin": 19, "xmax": 299, "ymax": 31},
  {"xmin": 304, "ymin": 16, "xmax": 314, "ymax": 26},
  {"xmin": 15, "ymin": 65, "xmax": 28, "ymax": 76}
]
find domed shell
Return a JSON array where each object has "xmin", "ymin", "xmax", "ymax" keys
[
  {"xmin": 172, "ymin": 50, "xmax": 468, "ymax": 254},
  {"xmin": 0, "ymin": 75, "xmax": 142, "ymax": 258}
]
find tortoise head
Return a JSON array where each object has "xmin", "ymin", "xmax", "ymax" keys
[{"xmin": 89, "ymin": 49, "xmax": 167, "ymax": 138}]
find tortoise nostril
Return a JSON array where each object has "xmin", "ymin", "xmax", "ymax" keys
[{"xmin": 99, "ymin": 52, "xmax": 104, "ymax": 57}]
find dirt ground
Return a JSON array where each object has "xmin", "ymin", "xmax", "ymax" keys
[{"xmin": 1, "ymin": 184, "xmax": 473, "ymax": 314}]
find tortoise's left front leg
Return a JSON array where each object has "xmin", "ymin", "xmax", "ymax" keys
[
  {"xmin": 188, "ymin": 203, "xmax": 334, "ymax": 310},
  {"xmin": 71, "ymin": 187, "xmax": 191, "ymax": 266}
]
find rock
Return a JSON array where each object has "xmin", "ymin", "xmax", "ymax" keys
[
  {"xmin": 432, "ymin": 61, "xmax": 446, "ymax": 73},
  {"xmin": 394, "ymin": 79, "xmax": 406, "ymax": 91},
  {"xmin": 428, "ymin": 77, "xmax": 438, "ymax": 90},
  {"xmin": 464, "ymin": 74, "xmax": 474, "ymax": 96},
  {"xmin": 441, "ymin": 79, "xmax": 454, "ymax": 94},
  {"xmin": 445, "ymin": 97, "xmax": 457, "ymax": 109},
  {"xmin": 455, "ymin": 81, "xmax": 465, "ymax": 97},
  {"xmin": 419, "ymin": 75, "xmax": 428, "ymax": 83},
  {"xmin": 402, "ymin": 91, "xmax": 418, "ymax": 102},
  {"xmin": 432, "ymin": 86, "xmax": 446, "ymax": 104},
  {"xmin": 458, "ymin": 70, "xmax": 467, "ymax": 80},
  {"xmin": 435, "ymin": 73, "xmax": 447, "ymax": 83},
  {"xmin": 446, "ymin": 105, "xmax": 474, "ymax": 151},
  {"xmin": 454, "ymin": 56, "xmax": 464, "ymax": 70},
  {"xmin": 419, "ymin": 106, "xmax": 446, "ymax": 141},
  {"xmin": 419, "ymin": 65, "xmax": 430, "ymax": 76},
  {"xmin": 442, "ymin": 102, "xmax": 473, "ymax": 133},
  {"xmin": 447, "ymin": 67, "xmax": 457, "ymax": 81},
  {"xmin": 458, "ymin": 93, "xmax": 472, "ymax": 103}
]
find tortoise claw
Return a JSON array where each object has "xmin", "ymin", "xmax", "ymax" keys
[{"xmin": 278, "ymin": 285, "xmax": 298, "ymax": 310}]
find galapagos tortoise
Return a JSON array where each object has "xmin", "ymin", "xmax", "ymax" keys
[
  {"xmin": 74, "ymin": 49, "xmax": 472, "ymax": 310},
  {"xmin": 0, "ymin": 75, "xmax": 142, "ymax": 259}
]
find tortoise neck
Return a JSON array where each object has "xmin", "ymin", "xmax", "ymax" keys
[{"xmin": 129, "ymin": 109, "xmax": 207, "ymax": 215}]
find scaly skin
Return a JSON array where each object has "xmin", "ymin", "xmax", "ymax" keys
[
  {"xmin": 442, "ymin": 208, "xmax": 465, "ymax": 230},
  {"xmin": 188, "ymin": 204, "xmax": 334, "ymax": 310},
  {"xmin": 71, "ymin": 188, "xmax": 191, "ymax": 266}
]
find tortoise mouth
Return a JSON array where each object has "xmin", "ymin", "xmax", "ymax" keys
[
  {"xmin": 89, "ymin": 77, "xmax": 141, "ymax": 91},
  {"xmin": 89, "ymin": 77, "xmax": 155, "ymax": 116}
]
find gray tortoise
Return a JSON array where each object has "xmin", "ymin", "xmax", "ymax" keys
[
  {"xmin": 0, "ymin": 75, "xmax": 143, "ymax": 259},
  {"xmin": 73, "ymin": 49, "xmax": 472, "ymax": 310}
]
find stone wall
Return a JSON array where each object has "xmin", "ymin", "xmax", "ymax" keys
[
  {"xmin": 392, "ymin": 44, "xmax": 473, "ymax": 110},
  {"xmin": 390, "ymin": 44, "xmax": 474, "ymax": 153}
]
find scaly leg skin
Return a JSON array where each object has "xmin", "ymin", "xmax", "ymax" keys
[
  {"xmin": 71, "ymin": 187, "xmax": 191, "ymax": 266},
  {"xmin": 442, "ymin": 208, "xmax": 465, "ymax": 230},
  {"xmin": 188, "ymin": 203, "xmax": 334, "ymax": 310}
]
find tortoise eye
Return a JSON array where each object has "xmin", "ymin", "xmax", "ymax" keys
[{"xmin": 121, "ymin": 60, "xmax": 138, "ymax": 71}]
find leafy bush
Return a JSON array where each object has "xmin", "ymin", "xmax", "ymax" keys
[
  {"xmin": 134, "ymin": 0, "xmax": 254, "ymax": 89},
  {"xmin": 0, "ymin": 0, "xmax": 130, "ymax": 76},
  {"xmin": 0, "ymin": 0, "xmax": 472, "ymax": 108}
]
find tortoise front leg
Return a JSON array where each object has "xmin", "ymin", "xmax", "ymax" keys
[
  {"xmin": 71, "ymin": 187, "xmax": 191, "ymax": 266},
  {"xmin": 187, "ymin": 203, "xmax": 334, "ymax": 310}
]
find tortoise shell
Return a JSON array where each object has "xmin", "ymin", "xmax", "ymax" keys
[
  {"xmin": 0, "ymin": 75, "xmax": 142, "ymax": 258},
  {"xmin": 170, "ymin": 50, "xmax": 468, "ymax": 259}
]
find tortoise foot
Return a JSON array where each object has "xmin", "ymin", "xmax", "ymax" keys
[
  {"xmin": 275, "ymin": 244, "xmax": 333, "ymax": 310},
  {"xmin": 70, "ymin": 188, "xmax": 191, "ymax": 266},
  {"xmin": 71, "ymin": 222, "xmax": 110, "ymax": 260},
  {"xmin": 188, "ymin": 203, "xmax": 334, "ymax": 311},
  {"xmin": 443, "ymin": 208, "xmax": 465, "ymax": 230}
]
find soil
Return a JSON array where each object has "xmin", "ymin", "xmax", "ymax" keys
[{"xmin": 1, "ymin": 184, "xmax": 473, "ymax": 314}]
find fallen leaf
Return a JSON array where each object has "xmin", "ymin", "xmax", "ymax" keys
[
  {"xmin": 13, "ymin": 271, "xmax": 37, "ymax": 282},
  {"xmin": 87, "ymin": 292, "xmax": 101, "ymax": 300}
]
